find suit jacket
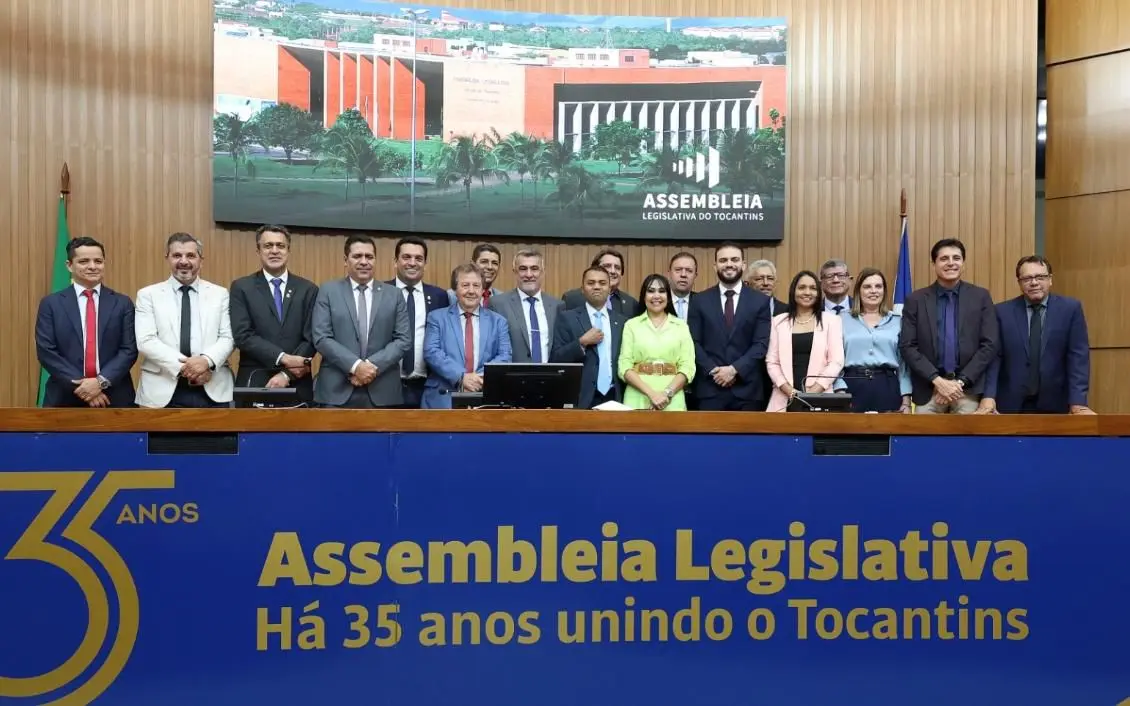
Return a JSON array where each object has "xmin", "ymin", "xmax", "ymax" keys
[
  {"xmin": 135, "ymin": 278, "xmax": 235, "ymax": 408},
  {"xmin": 386, "ymin": 279, "xmax": 450, "ymax": 376},
  {"xmin": 311, "ymin": 277, "xmax": 411, "ymax": 407},
  {"xmin": 489, "ymin": 289, "xmax": 565, "ymax": 363},
  {"xmin": 422, "ymin": 304, "xmax": 512, "ymax": 409},
  {"xmin": 35, "ymin": 285, "xmax": 138, "ymax": 407},
  {"xmin": 230, "ymin": 271, "xmax": 318, "ymax": 399},
  {"xmin": 687, "ymin": 284, "xmax": 772, "ymax": 404},
  {"xmin": 984, "ymin": 294, "xmax": 1090, "ymax": 413},
  {"xmin": 562, "ymin": 288, "xmax": 640, "ymax": 318},
  {"xmin": 764, "ymin": 313, "xmax": 845, "ymax": 412},
  {"xmin": 549, "ymin": 305, "xmax": 626, "ymax": 409},
  {"xmin": 898, "ymin": 281, "xmax": 999, "ymax": 405}
]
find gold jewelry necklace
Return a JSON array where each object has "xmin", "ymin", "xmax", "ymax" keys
[{"xmin": 795, "ymin": 313, "xmax": 815, "ymax": 325}]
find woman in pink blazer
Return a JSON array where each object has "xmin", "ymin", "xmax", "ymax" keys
[{"xmin": 765, "ymin": 270, "xmax": 845, "ymax": 412}]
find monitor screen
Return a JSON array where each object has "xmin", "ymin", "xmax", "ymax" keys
[
  {"xmin": 482, "ymin": 363, "xmax": 584, "ymax": 409},
  {"xmin": 787, "ymin": 392, "xmax": 853, "ymax": 413},
  {"xmin": 231, "ymin": 387, "xmax": 304, "ymax": 409}
]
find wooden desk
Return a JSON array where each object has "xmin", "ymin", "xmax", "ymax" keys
[{"xmin": 0, "ymin": 408, "xmax": 1125, "ymax": 435}]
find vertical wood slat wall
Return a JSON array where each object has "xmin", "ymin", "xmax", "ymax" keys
[
  {"xmin": 0, "ymin": 0, "xmax": 1037, "ymax": 408},
  {"xmin": 1044, "ymin": 0, "xmax": 1130, "ymax": 413}
]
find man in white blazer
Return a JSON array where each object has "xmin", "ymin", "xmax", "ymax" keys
[{"xmin": 135, "ymin": 232, "xmax": 234, "ymax": 408}]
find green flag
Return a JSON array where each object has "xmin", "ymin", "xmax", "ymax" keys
[{"xmin": 37, "ymin": 194, "xmax": 71, "ymax": 407}]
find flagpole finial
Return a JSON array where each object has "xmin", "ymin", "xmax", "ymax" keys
[
  {"xmin": 899, "ymin": 188, "xmax": 906, "ymax": 218},
  {"xmin": 60, "ymin": 163, "xmax": 70, "ymax": 195}
]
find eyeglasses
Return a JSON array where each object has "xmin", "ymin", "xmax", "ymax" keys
[
  {"xmin": 751, "ymin": 275, "xmax": 776, "ymax": 283},
  {"xmin": 1018, "ymin": 275, "xmax": 1051, "ymax": 284},
  {"xmin": 821, "ymin": 273, "xmax": 851, "ymax": 282}
]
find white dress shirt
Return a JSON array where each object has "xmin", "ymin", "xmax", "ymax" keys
[
  {"xmin": 719, "ymin": 281, "xmax": 743, "ymax": 310},
  {"xmin": 349, "ymin": 278, "xmax": 374, "ymax": 374},
  {"xmin": 73, "ymin": 281, "xmax": 102, "ymax": 373},
  {"xmin": 825, "ymin": 297, "xmax": 850, "ymax": 314},
  {"xmin": 520, "ymin": 290, "xmax": 550, "ymax": 362},
  {"xmin": 672, "ymin": 294, "xmax": 690, "ymax": 319},
  {"xmin": 168, "ymin": 277, "xmax": 204, "ymax": 358},
  {"xmin": 396, "ymin": 277, "xmax": 427, "ymax": 377}
]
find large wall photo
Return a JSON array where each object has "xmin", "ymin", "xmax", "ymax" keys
[{"xmin": 212, "ymin": 0, "xmax": 788, "ymax": 241}]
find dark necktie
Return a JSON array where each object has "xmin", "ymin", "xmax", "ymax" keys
[
  {"xmin": 833, "ymin": 305, "xmax": 844, "ymax": 315},
  {"xmin": 724, "ymin": 290, "xmax": 735, "ymax": 329},
  {"xmin": 482, "ymin": 289, "xmax": 491, "ymax": 308},
  {"xmin": 271, "ymin": 278, "xmax": 284, "ymax": 321},
  {"xmin": 1025, "ymin": 304, "xmax": 1043, "ymax": 396},
  {"xmin": 527, "ymin": 296, "xmax": 542, "ymax": 363},
  {"xmin": 179, "ymin": 284, "xmax": 192, "ymax": 358},
  {"xmin": 942, "ymin": 290, "xmax": 957, "ymax": 373},
  {"xmin": 403, "ymin": 286, "xmax": 416, "ymax": 376}
]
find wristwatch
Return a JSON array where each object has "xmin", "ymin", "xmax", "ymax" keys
[
  {"xmin": 96, "ymin": 375, "xmax": 110, "ymax": 390},
  {"xmin": 664, "ymin": 387, "xmax": 675, "ymax": 399}
]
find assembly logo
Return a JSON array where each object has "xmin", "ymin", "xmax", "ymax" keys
[
  {"xmin": 640, "ymin": 146, "xmax": 765, "ymax": 222},
  {"xmin": 0, "ymin": 470, "xmax": 176, "ymax": 705}
]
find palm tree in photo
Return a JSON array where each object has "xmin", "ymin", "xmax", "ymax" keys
[
  {"xmin": 429, "ymin": 134, "xmax": 509, "ymax": 214},
  {"xmin": 213, "ymin": 113, "xmax": 256, "ymax": 198},
  {"xmin": 717, "ymin": 128, "xmax": 773, "ymax": 196},
  {"xmin": 545, "ymin": 164, "xmax": 616, "ymax": 224},
  {"xmin": 636, "ymin": 146, "xmax": 688, "ymax": 194},
  {"xmin": 535, "ymin": 140, "xmax": 578, "ymax": 210},
  {"xmin": 315, "ymin": 130, "xmax": 392, "ymax": 214},
  {"xmin": 492, "ymin": 132, "xmax": 543, "ymax": 206}
]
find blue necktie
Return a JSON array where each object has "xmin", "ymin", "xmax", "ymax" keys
[
  {"xmin": 593, "ymin": 311, "xmax": 612, "ymax": 394},
  {"xmin": 527, "ymin": 296, "xmax": 542, "ymax": 363},
  {"xmin": 942, "ymin": 290, "xmax": 957, "ymax": 373},
  {"xmin": 271, "ymin": 278, "xmax": 284, "ymax": 321}
]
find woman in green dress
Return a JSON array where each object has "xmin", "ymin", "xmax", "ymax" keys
[{"xmin": 617, "ymin": 274, "xmax": 696, "ymax": 411}]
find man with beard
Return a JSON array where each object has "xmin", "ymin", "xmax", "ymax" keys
[
  {"xmin": 562, "ymin": 249, "xmax": 640, "ymax": 318},
  {"xmin": 386, "ymin": 236, "xmax": 449, "ymax": 408},
  {"xmin": 229, "ymin": 224, "xmax": 318, "ymax": 401},
  {"xmin": 312, "ymin": 235, "xmax": 411, "ymax": 408},
  {"xmin": 489, "ymin": 249, "xmax": 564, "ymax": 363},
  {"xmin": 550, "ymin": 266, "xmax": 625, "ymax": 409},
  {"xmin": 135, "ymin": 232, "xmax": 234, "ymax": 408},
  {"xmin": 687, "ymin": 242, "xmax": 772, "ymax": 411}
]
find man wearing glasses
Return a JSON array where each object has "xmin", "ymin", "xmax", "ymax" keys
[
  {"xmin": 747, "ymin": 259, "xmax": 786, "ymax": 317},
  {"xmin": 980, "ymin": 256, "xmax": 1094, "ymax": 414},
  {"xmin": 819, "ymin": 259, "xmax": 852, "ymax": 314}
]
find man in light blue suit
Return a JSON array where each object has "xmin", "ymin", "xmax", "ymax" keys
[{"xmin": 423, "ymin": 263, "xmax": 512, "ymax": 409}]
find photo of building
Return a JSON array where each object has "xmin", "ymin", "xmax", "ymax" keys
[{"xmin": 212, "ymin": 0, "xmax": 788, "ymax": 241}]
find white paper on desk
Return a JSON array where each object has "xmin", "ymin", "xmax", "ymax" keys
[{"xmin": 593, "ymin": 400, "xmax": 633, "ymax": 411}]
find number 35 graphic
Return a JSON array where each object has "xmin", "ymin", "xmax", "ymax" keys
[{"xmin": 0, "ymin": 470, "xmax": 174, "ymax": 705}]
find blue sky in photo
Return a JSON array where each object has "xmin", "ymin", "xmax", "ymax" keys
[{"xmin": 289, "ymin": 0, "xmax": 785, "ymax": 29}]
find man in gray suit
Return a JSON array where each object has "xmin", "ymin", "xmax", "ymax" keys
[
  {"xmin": 488, "ymin": 249, "xmax": 564, "ymax": 363},
  {"xmin": 312, "ymin": 234, "xmax": 411, "ymax": 408}
]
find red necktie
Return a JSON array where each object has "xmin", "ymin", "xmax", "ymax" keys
[
  {"xmin": 463, "ymin": 312, "xmax": 475, "ymax": 373},
  {"xmin": 82, "ymin": 289, "xmax": 97, "ymax": 378},
  {"xmin": 482, "ymin": 289, "xmax": 491, "ymax": 308}
]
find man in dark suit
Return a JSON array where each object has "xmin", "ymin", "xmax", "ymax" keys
[
  {"xmin": 668, "ymin": 252, "xmax": 699, "ymax": 320},
  {"xmin": 230, "ymin": 224, "xmax": 318, "ymax": 401},
  {"xmin": 490, "ymin": 249, "xmax": 564, "ymax": 363},
  {"xmin": 981, "ymin": 255, "xmax": 1093, "ymax": 414},
  {"xmin": 550, "ymin": 266, "xmax": 625, "ymax": 409},
  {"xmin": 312, "ymin": 235, "xmax": 411, "ymax": 408},
  {"xmin": 35, "ymin": 236, "xmax": 137, "ymax": 407},
  {"xmin": 688, "ymin": 242, "xmax": 772, "ymax": 411},
  {"xmin": 562, "ymin": 249, "xmax": 640, "ymax": 318},
  {"xmin": 747, "ymin": 258, "xmax": 786, "ymax": 406},
  {"xmin": 899, "ymin": 238, "xmax": 999, "ymax": 414},
  {"xmin": 386, "ymin": 236, "xmax": 449, "ymax": 408}
]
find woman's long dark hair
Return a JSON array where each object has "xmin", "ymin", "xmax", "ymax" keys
[
  {"xmin": 786, "ymin": 270, "xmax": 824, "ymax": 327},
  {"xmin": 638, "ymin": 274, "xmax": 678, "ymax": 317}
]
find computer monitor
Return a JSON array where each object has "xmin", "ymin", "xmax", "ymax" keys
[
  {"xmin": 482, "ymin": 363, "xmax": 584, "ymax": 409},
  {"xmin": 451, "ymin": 392, "xmax": 483, "ymax": 409},
  {"xmin": 230, "ymin": 387, "xmax": 304, "ymax": 409},
  {"xmin": 787, "ymin": 392, "xmax": 853, "ymax": 413}
]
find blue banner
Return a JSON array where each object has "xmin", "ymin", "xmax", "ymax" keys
[{"xmin": 1, "ymin": 432, "xmax": 1128, "ymax": 705}]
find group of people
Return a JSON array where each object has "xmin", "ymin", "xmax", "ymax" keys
[{"xmin": 34, "ymin": 225, "xmax": 1092, "ymax": 414}]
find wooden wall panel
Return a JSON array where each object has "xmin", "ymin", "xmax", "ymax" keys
[
  {"xmin": 1045, "ymin": 0, "xmax": 1130, "ymax": 65},
  {"xmin": 1, "ymin": 0, "xmax": 1037, "ymax": 407},
  {"xmin": 1044, "ymin": 51, "xmax": 1130, "ymax": 199}
]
